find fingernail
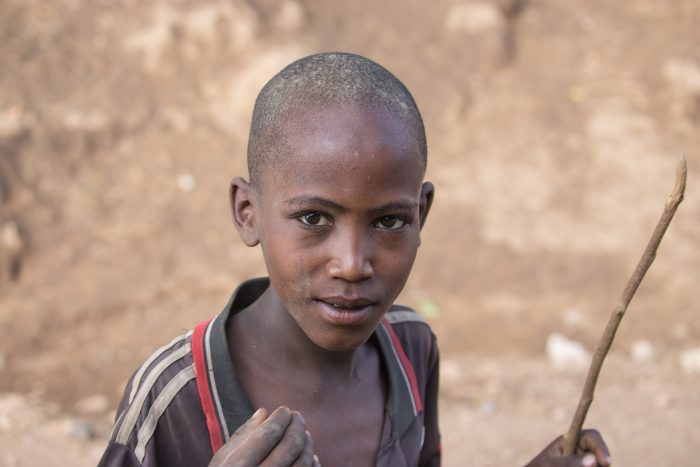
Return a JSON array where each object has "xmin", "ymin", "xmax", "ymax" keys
[
  {"xmin": 252, "ymin": 408, "xmax": 264, "ymax": 419},
  {"xmin": 582, "ymin": 453, "xmax": 596, "ymax": 467},
  {"xmin": 313, "ymin": 454, "xmax": 321, "ymax": 466}
]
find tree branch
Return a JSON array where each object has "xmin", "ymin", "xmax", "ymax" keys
[{"xmin": 562, "ymin": 154, "xmax": 688, "ymax": 455}]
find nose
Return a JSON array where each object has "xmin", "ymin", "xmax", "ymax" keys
[{"xmin": 326, "ymin": 228, "xmax": 374, "ymax": 282}]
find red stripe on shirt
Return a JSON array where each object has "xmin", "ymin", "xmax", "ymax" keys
[
  {"xmin": 192, "ymin": 319, "xmax": 224, "ymax": 453},
  {"xmin": 382, "ymin": 317, "xmax": 424, "ymax": 414}
]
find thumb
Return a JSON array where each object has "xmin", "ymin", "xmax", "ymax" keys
[
  {"xmin": 558, "ymin": 453, "xmax": 596, "ymax": 467},
  {"xmin": 212, "ymin": 408, "xmax": 268, "ymax": 460}
]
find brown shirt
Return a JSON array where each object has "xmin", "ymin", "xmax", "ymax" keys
[{"xmin": 98, "ymin": 278, "xmax": 440, "ymax": 467}]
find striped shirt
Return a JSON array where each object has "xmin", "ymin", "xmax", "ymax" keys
[{"xmin": 98, "ymin": 278, "xmax": 440, "ymax": 467}]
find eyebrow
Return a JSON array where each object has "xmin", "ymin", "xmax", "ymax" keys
[
  {"xmin": 286, "ymin": 196, "xmax": 347, "ymax": 212},
  {"xmin": 285, "ymin": 196, "xmax": 418, "ymax": 215}
]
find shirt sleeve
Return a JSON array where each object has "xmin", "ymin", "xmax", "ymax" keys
[
  {"xmin": 98, "ymin": 441, "xmax": 142, "ymax": 467},
  {"xmin": 419, "ymin": 333, "xmax": 441, "ymax": 467}
]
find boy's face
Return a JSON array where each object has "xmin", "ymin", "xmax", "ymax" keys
[{"xmin": 235, "ymin": 103, "xmax": 433, "ymax": 352}]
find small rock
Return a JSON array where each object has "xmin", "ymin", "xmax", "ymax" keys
[
  {"xmin": 176, "ymin": 172, "xmax": 196, "ymax": 192},
  {"xmin": 1, "ymin": 221, "xmax": 24, "ymax": 255},
  {"xmin": 679, "ymin": 347, "xmax": 700, "ymax": 374},
  {"xmin": 67, "ymin": 419, "xmax": 94, "ymax": 441},
  {"xmin": 440, "ymin": 359, "xmax": 463, "ymax": 383},
  {"xmin": 445, "ymin": 1, "xmax": 503, "ymax": 34},
  {"xmin": 630, "ymin": 339, "xmax": 655, "ymax": 363},
  {"xmin": 75, "ymin": 394, "xmax": 109, "ymax": 416},
  {"xmin": 479, "ymin": 400, "xmax": 497, "ymax": 415},
  {"xmin": 546, "ymin": 333, "xmax": 590, "ymax": 369},
  {"xmin": 562, "ymin": 307, "xmax": 584, "ymax": 327}
]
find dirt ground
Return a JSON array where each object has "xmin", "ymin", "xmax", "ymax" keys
[{"xmin": 1, "ymin": 0, "xmax": 699, "ymax": 465}]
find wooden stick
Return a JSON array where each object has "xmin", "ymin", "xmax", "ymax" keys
[{"xmin": 562, "ymin": 155, "xmax": 688, "ymax": 455}]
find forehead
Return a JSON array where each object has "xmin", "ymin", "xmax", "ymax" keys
[{"xmin": 260, "ymin": 103, "xmax": 424, "ymax": 189}]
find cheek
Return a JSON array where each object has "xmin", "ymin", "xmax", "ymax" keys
[
  {"xmin": 377, "ymin": 235, "xmax": 420, "ymax": 287},
  {"xmin": 261, "ymin": 233, "xmax": 315, "ymax": 300}
]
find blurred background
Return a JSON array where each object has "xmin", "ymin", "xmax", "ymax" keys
[{"xmin": 0, "ymin": 0, "xmax": 699, "ymax": 465}]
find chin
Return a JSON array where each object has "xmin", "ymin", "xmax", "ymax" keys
[{"xmin": 310, "ymin": 328, "xmax": 376, "ymax": 352}]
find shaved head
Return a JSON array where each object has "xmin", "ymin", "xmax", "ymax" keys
[{"xmin": 247, "ymin": 52, "xmax": 427, "ymax": 184}]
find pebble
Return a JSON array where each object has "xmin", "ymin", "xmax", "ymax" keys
[
  {"xmin": 546, "ymin": 333, "xmax": 591, "ymax": 369},
  {"xmin": 445, "ymin": 1, "xmax": 503, "ymax": 34},
  {"xmin": 679, "ymin": 347, "xmax": 700, "ymax": 374},
  {"xmin": 440, "ymin": 359, "xmax": 463, "ymax": 383},
  {"xmin": 176, "ymin": 172, "xmax": 196, "ymax": 192},
  {"xmin": 562, "ymin": 307, "xmax": 584, "ymax": 327},
  {"xmin": 630, "ymin": 339, "xmax": 655, "ymax": 363},
  {"xmin": 67, "ymin": 420, "xmax": 95, "ymax": 441},
  {"xmin": 1, "ymin": 221, "xmax": 24, "ymax": 255},
  {"xmin": 479, "ymin": 400, "xmax": 497, "ymax": 415},
  {"xmin": 75, "ymin": 394, "xmax": 110, "ymax": 416}
]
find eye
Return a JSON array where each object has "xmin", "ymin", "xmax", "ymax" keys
[
  {"xmin": 376, "ymin": 216, "xmax": 407, "ymax": 230},
  {"xmin": 297, "ymin": 212, "xmax": 331, "ymax": 226}
]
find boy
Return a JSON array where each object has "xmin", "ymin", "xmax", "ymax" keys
[{"xmin": 99, "ymin": 53, "xmax": 611, "ymax": 466}]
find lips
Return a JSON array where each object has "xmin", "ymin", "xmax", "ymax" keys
[
  {"xmin": 313, "ymin": 296, "xmax": 378, "ymax": 326},
  {"xmin": 318, "ymin": 296, "xmax": 375, "ymax": 309}
]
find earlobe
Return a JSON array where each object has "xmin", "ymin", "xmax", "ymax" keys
[
  {"xmin": 230, "ymin": 177, "xmax": 260, "ymax": 247},
  {"xmin": 418, "ymin": 181, "xmax": 435, "ymax": 230}
]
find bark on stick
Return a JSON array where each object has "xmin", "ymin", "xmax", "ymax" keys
[{"xmin": 562, "ymin": 155, "xmax": 688, "ymax": 455}]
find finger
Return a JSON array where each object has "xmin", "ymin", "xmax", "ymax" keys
[
  {"xmin": 313, "ymin": 454, "xmax": 322, "ymax": 467},
  {"xmin": 577, "ymin": 429, "xmax": 612, "ymax": 466},
  {"xmin": 210, "ymin": 408, "xmax": 268, "ymax": 464},
  {"xmin": 289, "ymin": 430, "xmax": 315, "ymax": 467},
  {"xmin": 546, "ymin": 435, "xmax": 566, "ymax": 456},
  {"xmin": 558, "ymin": 455, "xmax": 589, "ymax": 467},
  {"xmin": 559, "ymin": 453, "xmax": 596, "ymax": 467},
  {"xmin": 227, "ymin": 406, "xmax": 293, "ymax": 466},
  {"xmin": 260, "ymin": 411, "xmax": 307, "ymax": 466}
]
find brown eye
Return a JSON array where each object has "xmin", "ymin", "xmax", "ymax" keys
[
  {"xmin": 299, "ymin": 212, "xmax": 330, "ymax": 226},
  {"xmin": 377, "ymin": 216, "xmax": 406, "ymax": 230}
]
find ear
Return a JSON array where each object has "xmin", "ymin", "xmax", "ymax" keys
[
  {"xmin": 418, "ymin": 181, "xmax": 434, "ymax": 230},
  {"xmin": 230, "ymin": 177, "xmax": 260, "ymax": 247}
]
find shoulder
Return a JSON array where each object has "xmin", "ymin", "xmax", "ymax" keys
[
  {"xmin": 384, "ymin": 304, "xmax": 436, "ymax": 348},
  {"xmin": 384, "ymin": 304, "xmax": 432, "ymax": 328},
  {"xmin": 381, "ymin": 304, "xmax": 439, "ymax": 377},
  {"xmin": 103, "ymin": 330, "xmax": 203, "ymax": 464}
]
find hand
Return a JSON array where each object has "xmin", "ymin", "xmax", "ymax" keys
[
  {"xmin": 208, "ymin": 406, "xmax": 321, "ymax": 467},
  {"xmin": 525, "ymin": 429, "xmax": 612, "ymax": 467}
]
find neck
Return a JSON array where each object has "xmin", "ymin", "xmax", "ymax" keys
[{"xmin": 230, "ymin": 286, "xmax": 368, "ymax": 383}]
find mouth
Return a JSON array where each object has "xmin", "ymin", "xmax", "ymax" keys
[{"xmin": 313, "ymin": 296, "xmax": 378, "ymax": 326}]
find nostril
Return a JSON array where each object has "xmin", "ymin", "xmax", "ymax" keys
[{"xmin": 326, "ymin": 256, "xmax": 373, "ymax": 282}]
